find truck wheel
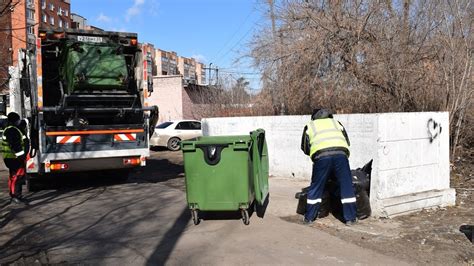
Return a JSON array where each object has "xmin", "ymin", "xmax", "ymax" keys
[
  {"xmin": 25, "ymin": 176, "xmax": 39, "ymax": 193},
  {"xmin": 167, "ymin": 137, "xmax": 181, "ymax": 151},
  {"xmin": 116, "ymin": 169, "xmax": 131, "ymax": 181}
]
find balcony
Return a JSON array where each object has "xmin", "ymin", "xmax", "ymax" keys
[
  {"xmin": 26, "ymin": 0, "xmax": 35, "ymax": 8},
  {"xmin": 27, "ymin": 17, "xmax": 36, "ymax": 25}
]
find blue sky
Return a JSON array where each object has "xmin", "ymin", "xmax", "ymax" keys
[{"xmin": 71, "ymin": 0, "xmax": 265, "ymax": 91}]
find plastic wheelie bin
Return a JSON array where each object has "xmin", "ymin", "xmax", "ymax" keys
[{"xmin": 181, "ymin": 129, "xmax": 269, "ymax": 225}]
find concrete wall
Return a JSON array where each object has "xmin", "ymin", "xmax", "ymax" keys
[
  {"xmin": 150, "ymin": 76, "xmax": 183, "ymax": 123},
  {"xmin": 202, "ymin": 112, "xmax": 455, "ymax": 217}
]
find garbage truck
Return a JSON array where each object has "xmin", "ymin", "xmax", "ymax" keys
[{"xmin": 6, "ymin": 28, "xmax": 158, "ymax": 181}]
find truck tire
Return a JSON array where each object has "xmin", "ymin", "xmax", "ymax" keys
[
  {"xmin": 25, "ymin": 175, "xmax": 39, "ymax": 193},
  {"xmin": 167, "ymin": 137, "xmax": 181, "ymax": 151}
]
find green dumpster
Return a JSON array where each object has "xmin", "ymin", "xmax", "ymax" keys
[
  {"xmin": 59, "ymin": 41, "xmax": 129, "ymax": 94},
  {"xmin": 181, "ymin": 129, "xmax": 269, "ymax": 225}
]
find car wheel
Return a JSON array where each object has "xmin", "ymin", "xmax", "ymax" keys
[{"xmin": 167, "ymin": 137, "xmax": 181, "ymax": 151}]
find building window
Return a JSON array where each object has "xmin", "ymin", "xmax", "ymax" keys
[
  {"xmin": 27, "ymin": 26, "xmax": 34, "ymax": 35},
  {"xmin": 42, "ymin": 14, "xmax": 47, "ymax": 23},
  {"xmin": 41, "ymin": 0, "xmax": 46, "ymax": 9},
  {"xmin": 201, "ymin": 70, "xmax": 206, "ymax": 84},
  {"xmin": 65, "ymin": 10, "xmax": 68, "ymax": 16},
  {"xmin": 58, "ymin": 7, "xmax": 62, "ymax": 16},
  {"xmin": 49, "ymin": 3, "xmax": 54, "ymax": 11},
  {"xmin": 27, "ymin": 9, "xmax": 35, "ymax": 20},
  {"xmin": 50, "ymin": 16, "xmax": 54, "ymax": 25},
  {"xmin": 65, "ymin": 21, "xmax": 69, "ymax": 28},
  {"xmin": 59, "ymin": 19, "xmax": 63, "ymax": 28}
]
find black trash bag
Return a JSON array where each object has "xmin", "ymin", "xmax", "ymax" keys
[
  {"xmin": 459, "ymin": 225, "xmax": 473, "ymax": 243},
  {"xmin": 351, "ymin": 160, "xmax": 372, "ymax": 195},
  {"xmin": 295, "ymin": 160, "xmax": 373, "ymax": 220},
  {"xmin": 355, "ymin": 187, "xmax": 371, "ymax": 220},
  {"xmin": 295, "ymin": 187, "xmax": 330, "ymax": 218},
  {"xmin": 295, "ymin": 187, "xmax": 309, "ymax": 216}
]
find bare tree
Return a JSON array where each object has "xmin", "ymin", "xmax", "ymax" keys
[{"xmin": 250, "ymin": 0, "xmax": 473, "ymax": 157}]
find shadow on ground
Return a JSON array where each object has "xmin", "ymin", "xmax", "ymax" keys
[{"xmin": 0, "ymin": 150, "xmax": 189, "ymax": 264}]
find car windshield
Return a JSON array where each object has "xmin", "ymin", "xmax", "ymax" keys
[{"xmin": 157, "ymin": 122, "xmax": 173, "ymax": 129}]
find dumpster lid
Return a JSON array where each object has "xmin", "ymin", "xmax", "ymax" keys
[
  {"xmin": 182, "ymin": 135, "xmax": 251, "ymax": 145},
  {"xmin": 250, "ymin": 129, "xmax": 269, "ymax": 205}
]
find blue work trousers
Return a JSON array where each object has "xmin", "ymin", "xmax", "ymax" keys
[{"xmin": 305, "ymin": 154, "xmax": 357, "ymax": 222}]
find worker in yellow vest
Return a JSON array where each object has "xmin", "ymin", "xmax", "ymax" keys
[
  {"xmin": 301, "ymin": 108, "xmax": 357, "ymax": 225},
  {"xmin": 1, "ymin": 112, "xmax": 29, "ymax": 205}
]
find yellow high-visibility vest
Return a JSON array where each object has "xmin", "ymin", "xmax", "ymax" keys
[
  {"xmin": 306, "ymin": 118, "xmax": 349, "ymax": 158},
  {"xmin": 0, "ymin": 126, "xmax": 25, "ymax": 159}
]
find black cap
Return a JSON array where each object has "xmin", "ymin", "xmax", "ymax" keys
[
  {"xmin": 7, "ymin": 112, "xmax": 20, "ymax": 124},
  {"xmin": 312, "ymin": 108, "xmax": 322, "ymax": 117},
  {"xmin": 311, "ymin": 108, "xmax": 333, "ymax": 120}
]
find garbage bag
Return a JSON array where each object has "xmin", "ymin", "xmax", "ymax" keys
[
  {"xmin": 351, "ymin": 159, "xmax": 372, "ymax": 194},
  {"xmin": 295, "ymin": 187, "xmax": 330, "ymax": 218},
  {"xmin": 295, "ymin": 160, "xmax": 373, "ymax": 220},
  {"xmin": 459, "ymin": 225, "xmax": 473, "ymax": 243},
  {"xmin": 295, "ymin": 188, "xmax": 306, "ymax": 216},
  {"xmin": 355, "ymin": 187, "xmax": 371, "ymax": 219}
]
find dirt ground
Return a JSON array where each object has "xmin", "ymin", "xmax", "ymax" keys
[
  {"xmin": 1, "ymin": 148, "xmax": 472, "ymax": 264},
  {"xmin": 0, "ymin": 149, "xmax": 405, "ymax": 265},
  {"xmin": 282, "ymin": 147, "xmax": 474, "ymax": 265},
  {"xmin": 146, "ymin": 148, "xmax": 473, "ymax": 264}
]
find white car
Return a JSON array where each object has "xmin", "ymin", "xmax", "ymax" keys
[{"xmin": 150, "ymin": 120, "xmax": 202, "ymax": 151}]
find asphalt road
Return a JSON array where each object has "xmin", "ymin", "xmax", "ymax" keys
[{"xmin": 0, "ymin": 150, "xmax": 406, "ymax": 265}]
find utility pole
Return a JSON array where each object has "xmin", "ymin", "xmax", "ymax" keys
[
  {"xmin": 204, "ymin": 64, "xmax": 219, "ymax": 86},
  {"xmin": 267, "ymin": 0, "xmax": 285, "ymax": 115},
  {"xmin": 208, "ymin": 63, "xmax": 212, "ymax": 86}
]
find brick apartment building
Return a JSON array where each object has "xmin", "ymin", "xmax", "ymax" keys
[
  {"xmin": 178, "ymin": 56, "xmax": 197, "ymax": 85},
  {"xmin": 39, "ymin": 0, "xmax": 71, "ymax": 30},
  {"xmin": 196, "ymin": 62, "xmax": 206, "ymax": 85},
  {"xmin": 0, "ymin": 0, "xmax": 70, "ymax": 93},
  {"xmin": 154, "ymin": 49, "xmax": 207, "ymax": 86},
  {"xmin": 156, "ymin": 49, "xmax": 179, "ymax": 76},
  {"xmin": 0, "ymin": 0, "xmax": 27, "ymax": 92},
  {"xmin": 142, "ymin": 43, "xmax": 157, "ymax": 77}
]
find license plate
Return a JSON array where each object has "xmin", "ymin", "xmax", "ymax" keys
[{"xmin": 77, "ymin": 36, "xmax": 104, "ymax": 43}]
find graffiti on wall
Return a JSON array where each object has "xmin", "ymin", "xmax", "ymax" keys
[{"xmin": 427, "ymin": 118, "xmax": 442, "ymax": 143}]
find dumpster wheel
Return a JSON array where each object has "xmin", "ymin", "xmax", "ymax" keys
[
  {"xmin": 191, "ymin": 209, "xmax": 200, "ymax": 225},
  {"xmin": 241, "ymin": 209, "xmax": 250, "ymax": 225}
]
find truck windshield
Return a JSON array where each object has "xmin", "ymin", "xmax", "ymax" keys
[{"xmin": 157, "ymin": 122, "xmax": 173, "ymax": 129}]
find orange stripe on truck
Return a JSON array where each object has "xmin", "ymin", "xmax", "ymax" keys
[
  {"xmin": 46, "ymin": 129, "xmax": 144, "ymax": 136},
  {"xmin": 114, "ymin": 133, "xmax": 137, "ymax": 141},
  {"xmin": 56, "ymin": 136, "xmax": 81, "ymax": 144}
]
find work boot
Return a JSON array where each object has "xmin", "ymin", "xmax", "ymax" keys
[
  {"xmin": 302, "ymin": 217, "xmax": 315, "ymax": 226},
  {"xmin": 11, "ymin": 197, "xmax": 29, "ymax": 206},
  {"xmin": 345, "ymin": 219, "xmax": 358, "ymax": 226}
]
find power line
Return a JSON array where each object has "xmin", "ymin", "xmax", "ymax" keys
[
  {"xmin": 213, "ymin": 24, "xmax": 258, "ymax": 66},
  {"xmin": 0, "ymin": 23, "xmax": 38, "ymax": 31},
  {"xmin": 220, "ymin": 70, "xmax": 260, "ymax": 75},
  {"xmin": 0, "ymin": 0, "xmax": 18, "ymax": 17},
  {"xmin": 210, "ymin": 2, "xmax": 257, "ymax": 63}
]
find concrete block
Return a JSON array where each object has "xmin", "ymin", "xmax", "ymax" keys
[
  {"xmin": 202, "ymin": 112, "xmax": 454, "ymax": 218},
  {"xmin": 378, "ymin": 141, "xmax": 399, "ymax": 171},
  {"xmin": 377, "ymin": 189, "xmax": 456, "ymax": 217}
]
